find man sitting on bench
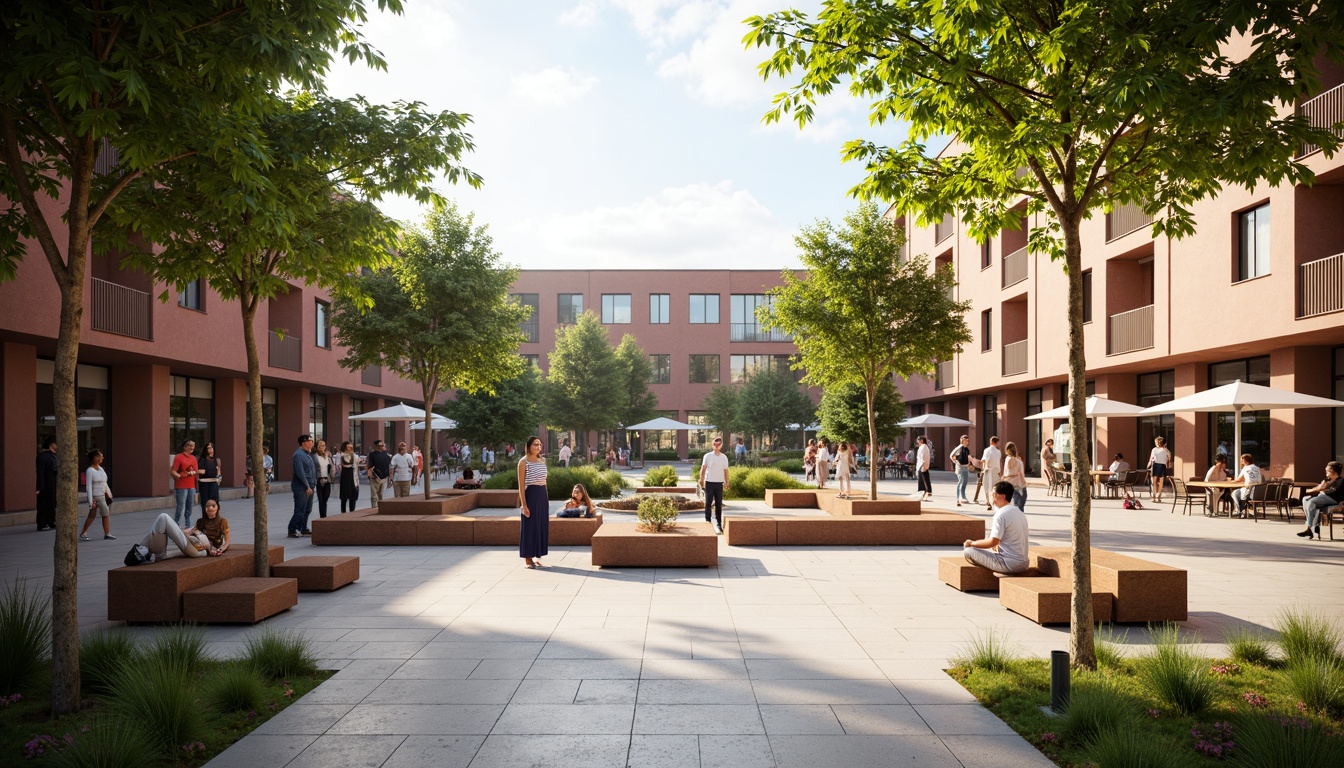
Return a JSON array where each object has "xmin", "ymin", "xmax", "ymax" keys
[{"xmin": 962, "ymin": 481, "xmax": 1030, "ymax": 574}]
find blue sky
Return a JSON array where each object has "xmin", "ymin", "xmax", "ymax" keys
[{"xmin": 322, "ymin": 0, "xmax": 911, "ymax": 270}]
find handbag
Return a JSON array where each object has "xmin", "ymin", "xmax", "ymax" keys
[
  {"xmin": 124, "ymin": 544, "xmax": 155, "ymax": 567},
  {"xmin": 1122, "ymin": 493, "xmax": 1143, "ymax": 510}
]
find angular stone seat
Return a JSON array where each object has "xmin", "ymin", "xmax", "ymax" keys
[
  {"xmin": 591, "ymin": 522, "xmax": 717, "ymax": 567},
  {"xmin": 764, "ymin": 488, "xmax": 922, "ymax": 516},
  {"xmin": 999, "ymin": 576, "xmax": 1112, "ymax": 625},
  {"xmin": 311, "ymin": 514, "xmax": 422, "ymax": 545},
  {"xmin": 938, "ymin": 556, "xmax": 1042, "ymax": 592},
  {"xmin": 270, "ymin": 555, "xmax": 360, "ymax": 591},
  {"xmin": 108, "ymin": 545, "xmax": 285, "ymax": 623},
  {"xmin": 635, "ymin": 486, "xmax": 700, "ymax": 494},
  {"xmin": 415, "ymin": 516, "xmax": 475, "ymax": 545},
  {"xmin": 724, "ymin": 514, "xmax": 983, "ymax": 546},
  {"xmin": 1031, "ymin": 547, "xmax": 1187, "ymax": 623},
  {"xmin": 182, "ymin": 577, "xmax": 298, "ymax": 624},
  {"xmin": 764, "ymin": 489, "xmax": 819, "ymax": 508},
  {"xmin": 474, "ymin": 516, "xmax": 604, "ymax": 546},
  {"xmin": 724, "ymin": 518, "xmax": 778, "ymax": 546}
]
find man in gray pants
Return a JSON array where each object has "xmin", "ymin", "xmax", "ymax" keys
[{"xmin": 962, "ymin": 481, "xmax": 1030, "ymax": 574}]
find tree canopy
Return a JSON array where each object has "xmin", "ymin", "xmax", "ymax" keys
[
  {"xmin": 541, "ymin": 311, "xmax": 623, "ymax": 446},
  {"xmin": 700, "ymin": 384, "xmax": 743, "ymax": 441},
  {"xmin": 443, "ymin": 364, "xmax": 542, "ymax": 449},
  {"xmin": 818, "ymin": 379, "xmax": 905, "ymax": 448},
  {"xmin": 735, "ymin": 367, "xmax": 816, "ymax": 448},
  {"xmin": 615, "ymin": 334, "xmax": 660, "ymax": 429}
]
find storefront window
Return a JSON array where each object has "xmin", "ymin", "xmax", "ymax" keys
[
  {"xmin": 1137, "ymin": 370, "xmax": 1175, "ymax": 466},
  {"xmin": 1334, "ymin": 347, "xmax": 1344, "ymax": 462},
  {"xmin": 1026, "ymin": 388, "xmax": 1042, "ymax": 476},
  {"xmin": 309, "ymin": 393, "xmax": 327, "ymax": 443},
  {"xmin": 644, "ymin": 410, "xmax": 679, "ymax": 452},
  {"xmin": 349, "ymin": 399, "xmax": 365, "ymax": 452},
  {"xmin": 36, "ymin": 361, "xmax": 111, "ymax": 473},
  {"xmin": 245, "ymin": 387, "xmax": 278, "ymax": 466},
  {"xmin": 170, "ymin": 375, "xmax": 213, "ymax": 459},
  {"xmin": 686, "ymin": 411, "xmax": 712, "ymax": 452},
  {"xmin": 1209, "ymin": 356, "xmax": 1270, "ymax": 467}
]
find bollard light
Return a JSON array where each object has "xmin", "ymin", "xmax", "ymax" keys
[{"xmin": 1050, "ymin": 650, "xmax": 1071, "ymax": 713}]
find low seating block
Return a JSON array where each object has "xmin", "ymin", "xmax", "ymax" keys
[
  {"xmin": 764, "ymin": 489, "xmax": 818, "ymax": 508},
  {"xmin": 999, "ymin": 576, "xmax": 1113, "ymax": 625},
  {"xmin": 635, "ymin": 487, "xmax": 700, "ymax": 494},
  {"xmin": 108, "ymin": 545, "xmax": 285, "ymax": 623},
  {"xmin": 774, "ymin": 514, "xmax": 983, "ymax": 546},
  {"xmin": 182, "ymin": 577, "xmax": 298, "ymax": 624},
  {"xmin": 938, "ymin": 557, "xmax": 1043, "ymax": 592},
  {"xmin": 591, "ymin": 522, "xmax": 717, "ymax": 567},
  {"xmin": 724, "ymin": 518, "xmax": 777, "ymax": 546},
  {"xmin": 311, "ymin": 515, "xmax": 420, "ymax": 546},
  {"xmin": 375, "ymin": 497, "xmax": 460, "ymax": 516},
  {"xmin": 815, "ymin": 493, "xmax": 922, "ymax": 516},
  {"xmin": 270, "ymin": 555, "xmax": 360, "ymax": 591},
  {"xmin": 415, "ymin": 516, "xmax": 475, "ymax": 546},
  {"xmin": 1031, "ymin": 547, "xmax": 1187, "ymax": 623}
]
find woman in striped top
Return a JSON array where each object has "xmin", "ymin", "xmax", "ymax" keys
[
  {"xmin": 79, "ymin": 449, "xmax": 115, "ymax": 541},
  {"xmin": 517, "ymin": 436, "xmax": 549, "ymax": 568}
]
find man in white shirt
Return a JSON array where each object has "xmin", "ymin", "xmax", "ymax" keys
[
  {"xmin": 915, "ymin": 435, "xmax": 932, "ymax": 501},
  {"xmin": 979, "ymin": 436, "xmax": 1002, "ymax": 511},
  {"xmin": 1232, "ymin": 453, "xmax": 1264, "ymax": 518},
  {"xmin": 700, "ymin": 437, "xmax": 731, "ymax": 534},
  {"xmin": 558, "ymin": 441, "xmax": 571, "ymax": 467},
  {"xmin": 389, "ymin": 442, "xmax": 416, "ymax": 498},
  {"xmin": 963, "ymin": 481, "xmax": 1031, "ymax": 574}
]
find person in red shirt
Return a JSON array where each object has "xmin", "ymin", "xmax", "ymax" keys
[{"xmin": 170, "ymin": 440, "xmax": 199, "ymax": 528}]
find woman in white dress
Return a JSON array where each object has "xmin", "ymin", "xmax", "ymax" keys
[{"xmin": 835, "ymin": 442, "xmax": 853, "ymax": 498}]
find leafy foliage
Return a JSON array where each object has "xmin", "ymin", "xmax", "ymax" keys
[
  {"xmin": 817, "ymin": 378, "xmax": 905, "ymax": 447},
  {"xmin": 736, "ymin": 368, "xmax": 816, "ymax": 447},
  {"xmin": 724, "ymin": 467, "xmax": 809, "ymax": 499},
  {"xmin": 483, "ymin": 464, "xmax": 629, "ymax": 499},
  {"xmin": 0, "ymin": 578, "xmax": 50, "ymax": 694},
  {"xmin": 615, "ymin": 334, "xmax": 659, "ymax": 429},
  {"xmin": 443, "ymin": 364, "xmax": 541, "ymax": 449},
  {"xmin": 637, "ymin": 495, "xmax": 680, "ymax": 532},
  {"xmin": 643, "ymin": 466, "xmax": 682, "ymax": 487},
  {"xmin": 700, "ymin": 385, "xmax": 743, "ymax": 440},
  {"xmin": 243, "ymin": 629, "xmax": 318, "ymax": 680},
  {"xmin": 541, "ymin": 312, "xmax": 623, "ymax": 441}
]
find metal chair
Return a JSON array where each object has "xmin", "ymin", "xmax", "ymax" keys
[
  {"xmin": 1243, "ymin": 482, "xmax": 1271, "ymax": 521},
  {"xmin": 1104, "ymin": 470, "xmax": 1129, "ymax": 499},
  {"xmin": 1327, "ymin": 504, "xmax": 1344, "ymax": 541},
  {"xmin": 1170, "ymin": 478, "xmax": 1206, "ymax": 516}
]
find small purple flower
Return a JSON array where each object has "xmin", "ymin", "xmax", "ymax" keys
[
  {"xmin": 1039, "ymin": 732, "xmax": 1058, "ymax": 744},
  {"xmin": 1147, "ymin": 708, "xmax": 1162, "ymax": 718},
  {"xmin": 1242, "ymin": 691, "xmax": 1268, "ymax": 708}
]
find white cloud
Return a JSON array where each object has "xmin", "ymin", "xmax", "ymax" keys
[
  {"xmin": 512, "ymin": 181, "xmax": 797, "ymax": 269},
  {"xmin": 558, "ymin": 1, "xmax": 597, "ymax": 27},
  {"xmin": 510, "ymin": 66, "xmax": 599, "ymax": 106}
]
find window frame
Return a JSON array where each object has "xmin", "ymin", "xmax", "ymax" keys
[
  {"xmin": 557, "ymin": 293, "xmax": 583, "ymax": 324},
  {"xmin": 981, "ymin": 308, "xmax": 993, "ymax": 352},
  {"xmin": 1081, "ymin": 270, "xmax": 1093, "ymax": 324},
  {"xmin": 688, "ymin": 293, "xmax": 720, "ymax": 324},
  {"xmin": 601, "ymin": 293, "xmax": 632, "ymax": 324},
  {"xmin": 688, "ymin": 354, "xmax": 720, "ymax": 384},
  {"xmin": 649, "ymin": 293, "xmax": 670, "ymax": 324},
  {"xmin": 315, "ymin": 299, "xmax": 331, "ymax": 349},
  {"xmin": 177, "ymin": 278, "xmax": 205, "ymax": 312},
  {"xmin": 1235, "ymin": 202, "xmax": 1271, "ymax": 283},
  {"xmin": 649, "ymin": 354, "xmax": 671, "ymax": 385}
]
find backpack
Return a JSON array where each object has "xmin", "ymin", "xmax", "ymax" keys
[
  {"xmin": 1122, "ymin": 493, "xmax": 1143, "ymax": 510},
  {"xmin": 123, "ymin": 544, "xmax": 156, "ymax": 567}
]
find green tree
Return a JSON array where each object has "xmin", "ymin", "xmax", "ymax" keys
[
  {"xmin": 747, "ymin": 0, "xmax": 1343, "ymax": 667},
  {"xmin": 541, "ymin": 311, "xmax": 622, "ymax": 451},
  {"xmin": 0, "ymin": 0, "xmax": 400, "ymax": 714},
  {"xmin": 700, "ymin": 384, "xmax": 742, "ymax": 441},
  {"xmin": 615, "ymin": 334, "xmax": 660, "ymax": 429},
  {"xmin": 761, "ymin": 203, "xmax": 970, "ymax": 500},
  {"xmin": 333, "ymin": 205, "xmax": 527, "ymax": 499},
  {"xmin": 818, "ymin": 379, "xmax": 905, "ymax": 448},
  {"xmin": 736, "ymin": 368, "xmax": 816, "ymax": 449},
  {"xmin": 443, "ymin": 364, "xmax": 541, "ymax": 449}
]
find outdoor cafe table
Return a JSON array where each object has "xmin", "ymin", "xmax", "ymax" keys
[
  {"xmin": 1090, "ymin": 469, "xmax": 1113, "ymax": 496},
  {"xmin": 1187, "ymin": 480, "xmax": 1244, "ymax": 517}
]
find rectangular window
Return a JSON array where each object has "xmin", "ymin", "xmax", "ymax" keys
[
  {"xmin": 1082, "ymin": 270, "xmax": 1093, "ymax": 323},
  {"xmin": 511, "ymin": 293, "xmax": 539, "ymax": 342},
  {"xmin": 730, "ymin": 294, "xmax": 786, "ymax": 341},
  {"xmin": 1137, "ymin": 370, "xmax": 1175, "ymax": 464},
  {"xmin": 557, "ymin": 293, "xmax": 583, "ymax": 324},
  {"xmin": 315, "ymin": 300, "xmax": 330, "ymax": 348},
  {"xmin": 981, "ymin": 309, "xmax": 993, "ymax": 351},
  {"xmin": 649, "ymin": 294, "xmax": 670, "ymax": 324},
  {"xmin": 1026, "ymin": 388, "xmax": 1043, "ymax": 476},
  {"xmin": 689, "ymin": 354, "xmax": 720, "ymax": 384},
  {"xmin": 245, "ymin": 386, "xmax": 277, "ymax": 459},
  {"xmin": 982, "ymin": 395, "xmax": 998, "ymax": 442},
  {"xmin": 178, "ymin": 279, "xmax": 205, "ymax": 311},
  {"xmin": 1333, "ymin": 346, "xmax": 1344, "ymax": 464},
  {"xmin": 349, "ymin": 399, "xmax": 364, "ymax": 453},
  {"xmin": 981, "ymin": 241, "xmax": 992, "ymax": 270},
  {"xmin": 601, "ymin": 294, "xmax": 631, "ymax": 324},
  {"xmin": 1237, "ymin": 203, "xmax": 1270, "ymax": 281},
  {"xmin": 649, "ymin": 354, "xmax": 671, "ymax": 385},
  {"xmin": 688, "ymin": 294, "xmax": 720, "ymax": 323},
  {"xmin": 521, "ymin": 354, "xmax": 540, "ymax": 368},
  {"xmin": 309, "ymin": 392, "xmax": 327, "ymax": 443},
  {"xmin": 729, "ymin": 354, "xmax": 796, "ymax": 384},
  {"xmin": 1209, "ymin": 355, "xmax": 1271, "ymax": 467},
  {"xmin": 170, "ymin": 375, "xmax": 214, "ymax": 456}
]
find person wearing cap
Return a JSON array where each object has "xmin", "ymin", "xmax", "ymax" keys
[
  {"xmin": 699, "ymin": 436, "xmax": 731, "ymax": 534},
  {"xmin": 365, "ymin": 439, "xmax": 391, "ymax": 509},
  {"xmin": 288, "ymin": 434, "xmax": 316, "ymax": 538}
]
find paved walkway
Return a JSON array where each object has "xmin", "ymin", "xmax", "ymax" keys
[{"xmin": 2, "ymin": 471, "xmax": 1339, "ymax": 767}]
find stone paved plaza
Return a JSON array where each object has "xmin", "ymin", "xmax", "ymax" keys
[{"xmin": 2, "ymin": 471, "xmax": 1341, "ymax": 767}]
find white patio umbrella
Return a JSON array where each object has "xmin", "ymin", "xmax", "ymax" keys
[
  {"xmin": 1026, "ymin": 395, "xmax": 1148, "ymax": 469},
  {"xmin": 897, "ymin": 414, "xmax": 973, "ymax": 428},
  {"xmin": 625, "ymin": 417, "xmax": 716, "ymax": 468},
  {"xmin": 409, "ymin": 415, "xmax": 456, "ymax": 431},
  {"xmin": 349, "ymin": 402, "xmax": 439, "ymax": 496},
  {"xmin": 1138, "ymin": 381, "xmax": 1344, "ymax": 460}
]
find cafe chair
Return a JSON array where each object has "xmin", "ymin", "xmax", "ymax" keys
[{"xmin": 1169, "ymin": 478, "xmax": 1206, "ymax": 516}]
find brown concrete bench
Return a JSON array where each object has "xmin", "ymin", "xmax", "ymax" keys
[
  {"xmin": 998, "ymin": 577, "xmax": 1113, "ymax": 625},
  {"xmin": 182, "ymin": 577, "xmax": 298, "ymax": 624},
  {"xmin": 108, "ymin": 545, "xmax": 285, "ymax": 623},
  {"xmin": 764, "ymin": 488, "xmax": 922, "ymax": 516},
  {"xmin": 271, "ymin": 555, "xmax": 360, "ymax": 591},
  {"xmin": 1032, "ymin": 547, "xmax": 1187, "ymax": 623},
  {"xmin": 937, "ymin": 557, "xmax": 1041, "ymax": 592},
  {"xmin": 311, "ymin": 514, "xmax": 424, "ymax": 545},
  {"xmin": 416, "ymin": 516, "xmax": 476, "ymax": 545},
  {"xmin": 429, "ymin": 488, "xmax": 519, "ymax": 507},
  {"xmin": 312, "ymin": 512, "xmax": 603, "ymax": 546},
  {"xmin": 725, "ymin": 514, "xmax": 983, "ymax": 546},
  {"xmin": 474, "ymin": 516, "xmax": 603, "ymax": 546},
  {"xmin": 591, "ymin": 522, "xmax": 717, "ymax": 567},
  {"xmin": 764, "ymin": 489, "xmax": 820, "ymax": 508}
]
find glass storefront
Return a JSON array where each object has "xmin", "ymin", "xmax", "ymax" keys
[
  {"xmin": 1209, "ymin": 356, "xmax": 1271, "ymax": 467},
  {"xmin": 309, "ymin": 392, "xmax": 327, "ymax": 443},
  {"xmin": 1026, "ymin": 388, "xmax": 1042, "ymax": 476},
  {"xmin": 349, "ymin": 399, "xmax": 365, "ymax": 452},
  {"xmin": 170, "ymin": 375, "xmax": 213, "ymax": 457},
  {"xmin": 1137, "ymin": 370, "xmax": 1175, "ymax": 466},
  {"xmin": 686, "ymin": 411, "xmax": 712, "ymax": 452},
  {"xmin": 643, "ymin": 410, "xmax": 679, "ymax": 452},
  {"xmin": 245, "ymin": 387, "xmax": 278, "ymax": 465},
  {"xmin": 36, "ymin": 361, "xmax": 111, "ymax": 473}
]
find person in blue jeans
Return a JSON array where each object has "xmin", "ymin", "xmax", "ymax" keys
[
  {"xmin": 289, "ymin": 434, "xmax": 316, "ymax": 538},
  {"xmin": 170, "ymin": 439, "xmax": 199, "ymax": 528},
  {"xmin": 950, "ymin": 434, "xmax": 973, "ymax": 507}
]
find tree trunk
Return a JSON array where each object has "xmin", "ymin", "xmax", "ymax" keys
[
  {"xmin": 866, "ymin": 379, "xmax": 879, "ymax": 500},
  {"xmin": 1063, "ymin": 221, "xmax": 1097, "ymax": 670},
  {"xmin": 242, "ymin": 303, "xmax": 270, "ymax": 577},
  {"xmin": 422, "ymin": 379, "xmax": 438, "ymax": 500}
]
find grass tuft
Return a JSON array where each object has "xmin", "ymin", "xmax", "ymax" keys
[
  {"xmin": 144, "ymin": 623, "xmax": 207, "ymax": 676},
  {"xmin": 1227, "ymin": 715, "xmax": 1344, "ymax": 767},
  {"xmin": 48, "ymin": 717, "xmax": 160, "ymax": 768},
  {"xmin": 1138, "ymin": 623, "xmax": 1216, "ymax": 717},
  {"xmin": 1281, "ymin": 654, "xmax": 1344, "ymax": 713},
  {"xmin": 1096, "ymin": 624, "xmax": 1130, "ymax": 669},
  {"xmin": 1275, "ymin": 608, "xmax": 1342, "ymax": 664},
  {"xmin": 1086, "ymin": 725, "xmax": 1190, "ymax": 768},
  {"xmin": 1223, "ymin": 624, "xmax": 1275, "ymax": 667},
  {"xmin": 1062, "ymin": 681, "xmax": 1136, "ymax": 745},
  {"xmin": 952, "ymin": 628, "xmax": 1019, "ymax": 673},
  {"xmin": 108, "ymin": 658, "xmax": 203, "ymax": 754},
  {"xmin": 79, "ymin": 627, "xmax": 141, "ymax": 695},
  {"xmin": 205, "ymin": 663, "xmax": 268, "ymax": 713},
  {"xmin": 0, "ymin": 578, "xmax": 51, "ymax": 694},
  {"xmin": 243, "ymin": 628, "xmax": 318, "ymax": 680}
]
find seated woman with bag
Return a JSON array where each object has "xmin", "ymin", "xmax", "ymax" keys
[{"xmin": 555, "ymin": 484, "xmax": 596, "ymax": 518}]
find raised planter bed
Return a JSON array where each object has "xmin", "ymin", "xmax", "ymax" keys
[
  {"xmin": 764, "ymin": 488, "xmax": 922, "ymax": 515},
  {"xmin": 635, "ymin": 486, "xmax": 700, "ymax": 494},
  {"xmin": 591, "ymin": 522, "xmax": 718, "ymax": 567}
]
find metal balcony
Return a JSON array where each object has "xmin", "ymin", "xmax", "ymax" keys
[
  {"xmin": 730, "ymin": 323, "xmax": 792, "ymax": 342},
  {"xmin": 1002, "ymin": 340, "xmax": 1028, "ymax": 376},
  {"xmin": 1297, "ymin": 83, "xmax": 1344, "ymax": 158},
  {"xmin": 1106, "ymin": 201, "xmax": 1153, "ymax": 241},
  {"xmin": 91, "ymin": 278, "xmax": 152, "ymax": 340},
  {"xmin": 1107, "ymin": 305, "xmax": 1155, "ymax": 355},
  {"xmin": 935, "ymin": 360, "xmax": 954, "ymax": 389},
  {"xmin": 520, "ymin": 322, "xmax": 539, "ymax": 343},
  {"xmin": 934, "ymin": 213, "xmax": 955, "ymax": 244},
  {"xmin": 1299, "ymin": 252, "xmax": 1344, "ymax": 318},
  {"xmin": 1002, "ymin": 246, "xmax": 1028, "ymax": 288}
]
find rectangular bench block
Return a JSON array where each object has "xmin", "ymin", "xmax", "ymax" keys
[
  {"xmin": 311, "ymin": 515, "xmax": 421, "ymax": 546},
  {"xmin": 270, "ymin": 556, "xmax": 360, "ymax": 591},
  {"xmin": 725, "ymin": 518, "xmax": 777, "ymax": 546},
  {"xmin": 416, "ymin": 516, "xmax": 476, "ymax": 545},
  {"xmin": 473, "ymin": 490, "xmax": 524, "ymax": 508},
  {"xmin": 764, "ymin": 489, "xmax": 818, "ymax": 508},
  {"xmin": 999, "ymin": 577, "xmax": 1113, "ymax": 625},
  {"xmin": 108, "ymin": 545, "xmax": 285, "ymax": 623},
  {"xmin": 375, "ymin": 497, "xmax": 455, "ymax": 516},
  {"xmin": 774, "ymin": 514, "xmax": 983, "ymax": 546},
  {"xmin": 474, "ymin": 516, "xmax": 604, "ymax": 546},
  {"xmin": 473, "ymin": 517, "xmax": 518, "ymax": 546},
  {"xmin": 591, "ymin": 523, "xmax": 718, "ymax": 567},
  {"xmin": 182, "ymin": 577, "xmax": 298, "ymax": 624},
  {"xmin": 814, "ymin": 492, "xmax": 922, "ymax": 517},
  {"xmin": 939, "ymin": 557, "xmax": 1001, "ymax": 592},
  {"xmin": 1032, "ymin": 547, "xmax": 1187, "ymax": 624}
]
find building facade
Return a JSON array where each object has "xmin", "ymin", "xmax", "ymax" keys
[{"xmin": 888, "ymin": 72, "xmax": 1344, "ymax": 481}]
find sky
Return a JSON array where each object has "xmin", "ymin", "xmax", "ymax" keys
[{"xmin": 320, "ymin": 0, "xmax": 912, "ymax": 270}]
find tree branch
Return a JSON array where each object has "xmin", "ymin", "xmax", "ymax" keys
[
  {"xmin": 0, "ymin": 114, "xmax": 68, "ymax": 277},
  {"xmin": 87, "ymin": 151, "xmax": 196, "ymax": 227}
]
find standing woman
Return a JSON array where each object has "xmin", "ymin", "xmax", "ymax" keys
[
  {"xmin": 313, "ymin": 439, "xmax": 334, "ymax": 519},
  {"xmin": 915, "ymin": 435, "xmax": 933, "ymax": 501},
  {"xmin": 516, "ymin": 436, "xmax": 549, "ymax": 569},
  {"xmin": 79, "ymin": 449, "xmax": 115, "ymax": 541},
  {"xmin": 816, "ymin": 439, "xmax": 832, "ymax": 490},
  {"xmin": 1147, "ymin": 436, "xmax": 1171, "ymax": 502},
  {"xmin": 804, "ymin": 439, "xmax": 818, "ymax": 484},
  {"xmin": 336, "ymin": 440, "xmax": 360, "ymax": 514},
  {"xmin": 197, "ymin": 441, "xmax": 222, "ymax": 517},
  {"xmin": 1003, "ymin": 442, "xmax": 1028, "ymax": 510},
  {"xmin": 834, "ymin": 442, "xmax": 853, "ymax": 498}
]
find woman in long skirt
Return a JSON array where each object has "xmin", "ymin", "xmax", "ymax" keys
[{"xmin": 517, "ymin": 436, "xmax": 549, "ymax": 568}]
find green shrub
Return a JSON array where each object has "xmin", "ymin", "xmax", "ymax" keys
[
  {"xmin": 1281, "ymin": 655, "xmax": 1344, "ymax": 713},
  {"xmin": 144, "ymin": 623, "xmax": 207, "ymax": 676},
  {"xmin": 206, "ymin": 662, "xmax": 268, "ymax": 712},
  {"xmin": 0, "ymin": 578, "xmax": 50, "ymax": 693},
  {"xmin": 1086, "ymin": 726, "xmax": 1190, "ymax": 768},
  {"xmin": 1096, "ymin": 625, "xmax": 1129, "ymax": 669},
  {"xmin": 1227, "ymin": 715, "xmax": 1344, "ymax": 767},
  {"xmin": 770, "ymin": 458, "xmax": 805, "ymax": 474},
  {"xmin": 244, "ymin": 628, "xmax": 317, "ymax": 680},
  {"xmin": 760, "ymin": 450, "xmax": 804, "ymax": 460},
  {"xmin": 637, "ymin": 495, "xmax": 680, "ymax": 532},
  {"xmin": 483, "ymin": 464, "xmax": 629, "ymax": 498},
  {"xmin": 642, "ymin": 466, "xmax": 680, "ymax": 487},
  {"xmin": 952, "ymin": 628, "xmax": 1018, "ymax": 673},
  {"xmin": 1062, "ymin": 681, "xmax": 1135, "ymax": 744},
  {"xmin": 640, "ymin": 450, "xmax": 679, "ymax": 461},
  {"xmin": 1276, "ymin": 608, "xmax": 1342, "ymax": 664},
  {"xmin": 49, "ymin": 718, "xmax": 159, "ymax": 768},
  {"xmin": 1139, "ymin": 623, "xmax": 1216, "ymax": 716},
  {"xmin": 1223, "ymin": 625, "xmax": 1275, "ymax": 666},
  {"xmin": 722, "ymin": 467, "xmax": 809, "ymax": 499},
  {"xmin": 109, "ymin": 658, "xmax": 203, "ymax": 754},
  {"xmin": 80, "ymin": 627, "xmax": 141, "ymax": 695}
]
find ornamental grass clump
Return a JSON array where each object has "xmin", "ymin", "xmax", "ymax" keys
[
  {"xmin": 243, "ymin": 628, "xmax": 317, "ymax": 680},
  {"xmin": 1281, "ymin": 654, "xmax": 1344, "ymax": 714},
  {"xmin": 1222, "ymin": 624, "xmax": 1275, "ymax": 667},
  {"xmin": 952, "ymin": 628, "xmax": 1018, "ymax": 673},
  {"xmin": 1227, "ymin": 714, "xmax": 1344, "ymax": 767},
  {"xmin": 1062, "ymin": 681, "xmax": 1136, "ymax": 745},
  {"xmin": 1139, "ymin": 623, "xmax": 1217, "ymax": 717},
  {"xmin": 48, "ymin": 718, "xmax": 158, "ymax": 768},
  {"xmin": 79, "ymin": 626, "xmax": 141, "ymax": 695},
  {"xmin": 1087, "ymin": 725, "xmax": 1189, "ymax": 768},
  {"xmin": 206, "ymin": 663, "xmax": 268, "ymax": 713},
  {"xmin": 642, "ymin": 465, "xmax": 680, "ymax": 487},
  {"xmin": 637, "ymin": 495, "xmax": 680, "ymax": 532},
  {"xmin": 144, "ymin": 623, "xmax": 207, "ymax": 676},
  {"xmin": 0, "ymin": 578, "xmax": 50, "ymax": 694},
  {"xmin": 1096, "ymin": 624, "xmax": 1130, "ymax": 670},
  {"xmin": 1275, "ymin": 608, "xmax": 1342, "ymax": 664},
  {"xmin": 109, "ymin": 658, "xmax": 203, "ymax": 755}
]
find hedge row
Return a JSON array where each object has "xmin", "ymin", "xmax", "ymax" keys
[{"xmin": 482, "ymin": 464, "xmax": 629, "ymax": 499}]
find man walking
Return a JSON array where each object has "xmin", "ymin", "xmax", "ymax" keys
[
  {"xmin": 558, "ymin": 441, "xmax": 571, "ymax": 467},
  {"xmin": 365, "ymin": 440, "xmax": 391, "ymax": 509},
  {"xmin": 979, "ymin": 436, "xmax": 1002, "ymax": 511},
  {"xmin": 288, "ymin": 434, "xmax": 316, "ymax": 538},
  {"xmin": 35, "ymin": 436, "xmax": 57, "ymax": 531},
  {"xmin": 699, "ymin": 436, "xmax": 731, "ymax": 535},
  {"xmin": 170, "ymin": 439, "xmax": 199, "ymax": 528},
  {"xmin": 390, "ymin": 442, "xmax": 415, "ymax": 498}
]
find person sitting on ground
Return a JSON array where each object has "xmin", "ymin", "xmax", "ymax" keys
[
  {"xmin": 1231, "ymin": 453, "xmax": 1263, "ymax": 518},
  {"xmin": 131, "ymin": 512, "xmax": 212, "ymax": 563},
  {"xmin": 453, "ymin": 467, "xmax": 482, "ymax": 489},
  {"xmin": 556, "ymin": 483, "xmax": 596, "ymax": 518},
  {"xmin": 190, "ymin": 498, "xmax": 230, "ymax": 555},
  {"xmin": 962, "ymin": 481, "xmax": 1030, "ymax": 575},
  {"xmin": 1298, "ymin": 461, "xmax": 1342, "ymax": 540}
]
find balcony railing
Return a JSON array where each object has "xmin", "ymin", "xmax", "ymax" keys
[
  {"xmin": 730, "ymin": 323, "xmax": 792, "ymax": 342},
  {"xmin": 361, "ymin": 366, "xmax": 382, "ymax": 387},
  {"xmin": 1002, "ymin": 246, "xmax": 1028, "ymax": 288},
  {"xmin": 1298, "ymin": 83, "xmax": 1344, "ymax": 158},
  {"xmin": 91, "ymin": 277, "xmax": 152, "ymax": 340},
  {"xmin": 935, "ymin": 360, "xmax": 954, "ymax": 389},
  {"xmin": 94, "ymin": 138, "xmax": 118, "ymax": 176},
  {"xmin": 934, "ymin": 213, "xmax": 955, "ymax": 244},
  {"xmin": 1108, "ymin": 304, "xmax": 1155, "ymax": 355},
  {"xmin": 1002, "ymin": 340, "xmax": 1028, "ymax": 376},
  {"xmin": 1299, "ymin": 252, "xmax": 1344, "ymax": 318},
  {"xmin": 520, "ymin": 322, "xmax": 539, "ymax": 343},
  {"xmin": 1106, "ymin": 201, "xmax": 1153, "ymax": 241},
  {"xmin": 268, "ymin": 330, "xmax": 302, "ymax": 372}
]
